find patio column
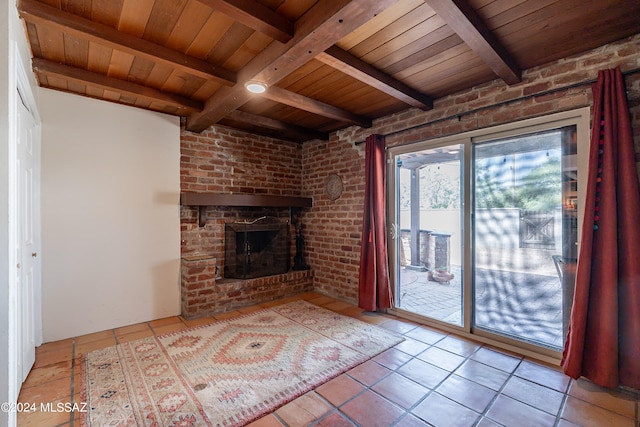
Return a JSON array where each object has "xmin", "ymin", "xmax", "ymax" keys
[{"xmin": 408, "ymin": 167, "xmax": 425, "ymax": 271}]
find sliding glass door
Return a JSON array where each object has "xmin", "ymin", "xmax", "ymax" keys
[
  {"xmin": 472, "ymin": 127, "xmax": 578, "ymax": 350},
  {"xmin": 390, "ymin": 110, "xmax": 588, "ymax": 355},
  {"xmin": 394, "ymin": 144, "xmax": 464, "ymax": 326}
]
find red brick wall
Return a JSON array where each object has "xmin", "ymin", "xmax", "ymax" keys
[
  {"xmin": 300, "ymin": 139, "xmax": 366, "ymax": 302},
  {"xmin": 301, "ymin": 34, "xmax": 640, "ymax": 306}
]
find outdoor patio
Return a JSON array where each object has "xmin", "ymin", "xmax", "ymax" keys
[{"xmin": 397, "ymin": 265, "xmax": 567, "ymax": 349}]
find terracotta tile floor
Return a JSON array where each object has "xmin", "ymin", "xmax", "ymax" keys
[{"xmin": 17, "ymin": 293, "xmax": 639, "ymax": 427}]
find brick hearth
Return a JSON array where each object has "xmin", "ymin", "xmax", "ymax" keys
[{"xmin": 180, "ymin": 254, "xmax": 313, "ymax": 319}]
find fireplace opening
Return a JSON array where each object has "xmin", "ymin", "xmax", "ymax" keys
[{"xmin": 224, "ymin": 217, "xmax": 290, "ymax": 279}]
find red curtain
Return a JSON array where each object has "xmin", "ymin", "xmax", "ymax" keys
[
  {"xmin": 562, "ymin": 67, "xmax": 640, "ymax": 389},
  {"xmin": 358, "ymin": 134, "xmax": 393, "ymax": 311}
]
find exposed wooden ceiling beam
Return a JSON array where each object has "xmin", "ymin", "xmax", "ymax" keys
[
  {"xmin": 262, "ymin": 86, "xmax": 372, "ymax": 128},
  {"xmin": 424, "ymin": 0, "xmax": 521, "ymax": 84},
  {"xmin": 196, "ymin": 0, "xmax": 293, "ymax": 44},
  {"xmin": 18, "ymin": 0, "xmax": 236, "ymax": 86},
  {"xmin": 316, "ymin": 46, "xmax": 434, "ymax": 110},
  {"xmin": 32, "ymin": 58, "xmax": 203, "ymax": 114},
  {"xmin": 223, "ymin": 110, "xmax": 329, "ymax": 142},
  {"xmin": 186, "ymin": 0, "xmax": 401, "ymax": 133}
]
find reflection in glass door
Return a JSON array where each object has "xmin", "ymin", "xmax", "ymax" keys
[
  {"xmin": 473, "ymin": 127, "xmax": 578, "ymax": 350},
  {"xmin": 395, "ymin": 144, "xmax": 464, "ymax": 326}
]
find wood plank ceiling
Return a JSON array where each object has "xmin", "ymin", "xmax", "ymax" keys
[{"xmin": 18, "ymin": 0, "xmax": 640, "ymax": 143}]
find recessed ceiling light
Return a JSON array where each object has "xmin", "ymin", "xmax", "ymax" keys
[{"xmin": 245, "ymin": 80, "xmax": 267, "ymax": 93}]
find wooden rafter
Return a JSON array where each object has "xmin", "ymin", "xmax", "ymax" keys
[
  {"xmin": 32, "ymin": 58, "xmax": 203, "ymax": 113},
  {"xmin": 261, "ymin": 86, "xmax": 372, "ymax": 128},
  {"xmin": 196, "ymin": 0, "xmax": 293, "ymax": 43},
  {"xmin": 17, "ymin": 0, "xmax": 236, "ymax": 86},
  {"xmin": 186, "ymin": 0, "xmax": 401, "ymax": 133},
  {"xmin": 316, "ymin": 46, "xmax": 434, "ymax": 110},
  {"xmin": 223, "ymin": 110, "xmax": 329, "ymax": 142},
  {"xmin": 424, "ymin": 0, "xmax": 521, "ymax": 84}
]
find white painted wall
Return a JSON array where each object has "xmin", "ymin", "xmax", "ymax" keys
[
  {"xmin": 1, "ymin": 7, "xmax": 12, "ymax": 427},
  {"xmin": 40, "ymin": 89, "xmax": 181, "ymax": 342}
]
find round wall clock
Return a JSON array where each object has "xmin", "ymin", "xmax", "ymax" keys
[{"xmin": 325, "ymin": 173, "xmax": 343, "ymax": 200}]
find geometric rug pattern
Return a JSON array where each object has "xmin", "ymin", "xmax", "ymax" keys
[{"xmin": 80, "ymin": 300, "xmax": 403, "ymax": 426}]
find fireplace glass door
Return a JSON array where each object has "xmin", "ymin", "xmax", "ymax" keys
[{"xmin": 224, "ymin": 219, "xmax": 289, "ymax": 279}]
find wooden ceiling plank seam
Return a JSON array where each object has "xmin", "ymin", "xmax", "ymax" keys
[
  {"xmin": 425, "ymin": 0, "xmax": 521, "ymax": 84},
  {"xmin": 424, "ymin": 64, "xmax": 495, "ymax": 96},
  {"xmin": 164, "ymin": 0, "xmax": 214, "ymax": 53},
  {"xmin": 348, "ymin": 2, "xmax": 437, "ymax": 58},
  {"xmin": 261, "ymin": 85, "xmax": 372, "ymax": 128},
  {"xmin": 34, "ymin": 21, "xmax": 66, "ymax": 62},
  {"xmin": 17, "ymin": 0, "xmax": 237, "ymax": 86},
  {"xmin": 361, "ymin": 15, "xmax": 449, "ymax": 65},
  {"xmin": 379, "ymin": 32, "xmax": 463, "ymax": 76},
  {"xmin": 86, "ymin": 41, "xmax": 113, "ymax": 74},
  {"xmin": 128, "ymin": 55, "xmax": 158, "ymax": 86},
  {"xmin": 195, "ymin": 0, "xmax": 294, "ymax": 43},
  {"xmin": 486, "ymin": 0, "xmax": 639, "ymax": 69},
  {"xmin": 118, "ymin": 0, "xmax": 155, "ymax": 37},
  {"xmin": 495, "ymin": 0, "xmax": 629, "ymax": 45},
  {"xmin": 484, "ymin": 0, "xmax": 558, "ymax": 34},
  {"xmin": 221, "ymin": 31, "xmax": 274, "ymax": 72},
  {"xmin": 25, "ymin": 21, "xmax": 43, "ymax": 58},
  {"xmin": 186, "ymin": 0, "xmax": 403, "ymax": 132},
  {"xmin": 415, "ymin": 56, "xmax": 490, "ymax": 87},
  {"xmin": 66, "ymin": 78, "xmax": 87, "ymax": 95},
  {"xmin": 336, "ymin": 0, "xmax": 424, "ymax": 51},
  {"xmin": 401, "ymin": 50, "xmax": 486, "ymax": 87},
  {"xmin": 142, "ymin": 0, "xmax": 189, "ymax": 45},
  {"xmin": 62, "ymin": 32, "xmax": 89, "ymax": 69},
  {"xmin": 85, "ymin": 84, "xmax": 104, "ymax": 99},
  {"xmin": 160, "ymin": 68, "xmax": 208, "ymax": 98},
  {"xmin": 134, "ymin": 97, "xmax": 153, "ymax": 109},
  {"xmin": 224, "ymin": 109, "xmax": 328, "ymax": 141},
  {"xmin": 300, "ymin": 71, "xmax": 371, "ymax": 106},
  {"xmin": 32, "ymin": 57, "xmax": 203, "ymax": 113},
  {"xmin": 180, "ymin": 74, "xmax": 209, "ymax": 98},
  {"xmin": 392, "ymin": 42, "xmax": 472, "ymax": 80},
  {"xmin": 143, "ymin": 62, "xmax": 175, "ymax": 92},
  {"xmin": 205, "ymin": 22, "xmax": 256, "ymax": 68},
  {"xmin": 106, "ymin": 50, "xmax": 135, "ymax": 80},
  {"xmin": 191, "ymin": 79, "xmax": 223, "ymax": 102},
  {"xmin": 276, "ymin": 59, "xmax": 326, "ymax": 92},
  {"xmin": 332, "ymin": 80, "xmax": 403, "ymax": 114},
  {"xmin": 61, "ymin": 0, "xmax": 92, "ymax": 19},
  {"xmin": 317, "ymin": 46, "xmax": 433, "ymax": 110},
  {"xmin": 42, "ymin": 74, "xmax": 69, "ymax": 91},
  {"xmin": 90, "ymin": 0, "xmax": 123, "ymax": 28},
  {"xmin": 186, "ymin": 10, "xmax": 235, "ymax": 59}
]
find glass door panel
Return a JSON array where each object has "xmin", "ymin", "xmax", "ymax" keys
[
  {"xmin": 395, "ymin": 144, "xmax": 464, "ymax": 326},
  {"xmin": 472, "ymin": 127, "xmax": 577, "ymax": 350}
]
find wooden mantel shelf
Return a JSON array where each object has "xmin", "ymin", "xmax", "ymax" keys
[
  {"xmin": 180, "ymin": 192, "xmax": 312, "ymax": 226},
  {"xmin": 181, "ymin": 192, "xmax": 312, "ymax": 208}
]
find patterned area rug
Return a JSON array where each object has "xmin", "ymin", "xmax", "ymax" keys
[{"xmin": 81, "ymin": 300, "xmax": 403, "ymax": 426}]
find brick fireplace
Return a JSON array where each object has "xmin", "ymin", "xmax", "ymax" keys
[
  {"xmin": 179, "ymin": 126, "xmax": 315, "ymax": 318},
  {"xmin": 179, "ymin": 197, "xmax": 313, "ymax": 320}
]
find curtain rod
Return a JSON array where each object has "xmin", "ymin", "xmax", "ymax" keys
[{"xmin": 354, "ymin": 66, "xmax": 640, "ymax": 146}]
